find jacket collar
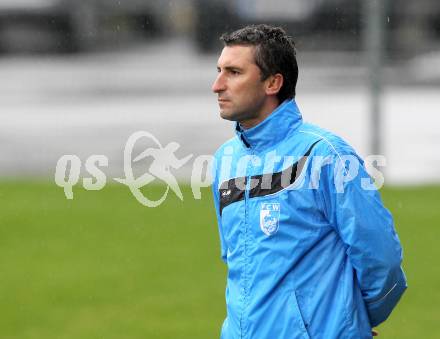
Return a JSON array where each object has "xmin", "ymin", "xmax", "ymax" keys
[{"xmin": 235, "ymin": 99, "xmax": 303, "ymax": 151}]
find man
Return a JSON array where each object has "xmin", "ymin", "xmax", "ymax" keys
[{"xmin": 211, "ymin": 24, "xmax": 406, "ymax": 339}]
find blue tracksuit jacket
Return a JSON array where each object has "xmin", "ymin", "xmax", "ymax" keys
[{"xmin": 212, "ymin": 99, "xmax": 407, "ymax": 339}]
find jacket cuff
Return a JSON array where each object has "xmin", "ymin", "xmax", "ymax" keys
[{"xmin": 366, "ymin": 270, "xmax": 407, "ymax": 327}]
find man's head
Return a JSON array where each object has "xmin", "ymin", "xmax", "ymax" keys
[{"xmin": 212, "ymin": 24, "xmax": 298, "ymax": 128}]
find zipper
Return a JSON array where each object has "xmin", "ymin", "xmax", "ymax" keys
[
  {"xmin": 240, "ymin": 148, "xmax": 254, "ymax": 339},
  {"xmin": 237, "ymin": 129, "xmax": 252, "ymax": 339}
]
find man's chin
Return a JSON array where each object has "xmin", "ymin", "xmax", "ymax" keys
[{"xmin": 220, "ymin": 110, "xmax": 239, "ymax": 122}]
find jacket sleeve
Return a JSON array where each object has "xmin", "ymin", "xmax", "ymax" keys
[
  {"xmin": 212, "ymin": 160, "xmax": 227, "ymax": 264},
  {"xmin": 319, "ymin": 150, "xmax": 407, "ymax": 327}
]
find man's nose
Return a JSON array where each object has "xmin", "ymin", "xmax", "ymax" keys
[{"xmin": 212, "ymin": 73, "xmax": 226, "ymax": 93}]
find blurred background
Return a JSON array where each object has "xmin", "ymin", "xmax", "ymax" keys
[{"xmin": 0, "ymin": 0, "xmax": 439, "ymax": 338}]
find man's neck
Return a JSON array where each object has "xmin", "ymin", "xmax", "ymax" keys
[{"xmin": 239, "ymin": 97, "xmax": 280, "ymax": 130}]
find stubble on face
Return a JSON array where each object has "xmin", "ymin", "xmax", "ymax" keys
[{"xmin": 213, "ymin": 45, "xmax": 268, "ymax": 126}]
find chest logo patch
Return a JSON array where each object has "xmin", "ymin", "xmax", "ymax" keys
[{"xmin": 260, "ymin": 202, "xmax": 281, "ymax": 236}]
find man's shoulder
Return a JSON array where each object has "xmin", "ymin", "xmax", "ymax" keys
[{"xmin": 298, "ymin": 122, "xmax": 358, "ymax": 157}]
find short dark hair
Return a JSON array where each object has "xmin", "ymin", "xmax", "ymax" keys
[{"xmin": 220, "ymin": 24, "xmax": 298, "ymax": 102}]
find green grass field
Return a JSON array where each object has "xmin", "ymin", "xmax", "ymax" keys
[{"xmin": 0, "ymin": 181, "xmax": 439, "ymax": 338}]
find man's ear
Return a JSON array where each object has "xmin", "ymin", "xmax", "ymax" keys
[{"xmin": 265, "ymin": 73, "xmax": 284, "ymax": 96}]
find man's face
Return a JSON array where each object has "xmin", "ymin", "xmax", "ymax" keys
[{"xmin": 212, "ymin": 45, "xmax": 268, "ymax": 124}]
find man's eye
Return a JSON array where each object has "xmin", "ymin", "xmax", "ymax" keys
[{"xmin": 231, "ymin": 70, "xmax": 240, "ymax": 75}]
